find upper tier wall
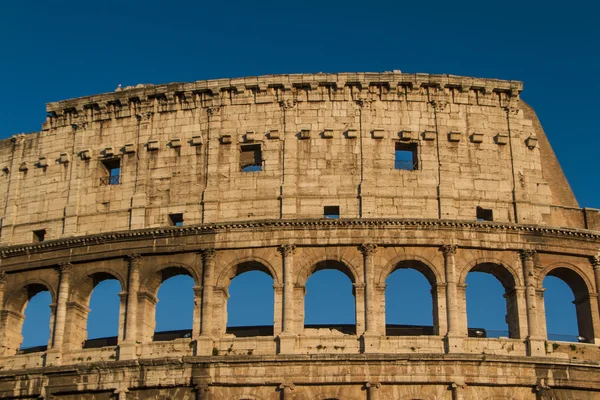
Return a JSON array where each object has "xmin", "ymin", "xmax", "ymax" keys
[{"xmin": 0, "ymin": 72, "xmax": 592, "ymax": 245}]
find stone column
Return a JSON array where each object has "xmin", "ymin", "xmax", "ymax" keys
[
  {"xmin": 360, "ymin": 243, "xmax": 381, "ymax": 353},
  {"xmin": 195, "ymin": 385, "xmax": 211, "ymax": 400},
  {"xmin": 360, "ymin": 243, "xmax": 378, "ymax": 333},
  {"xmin": 520, "ymin": 250, "xmax": 545, "ymax": 356},
  {"xmin": 279, "ymin": 383, "xmax": 296, "ymax": 400},
  {"xmin": 46, "ymin": 263, "xmax": 72, "ymax": 365},
  {"xmin": 279, "ymin": 244, "xmax": 297, "ymax": 354},
  {"xmin": 52, "ymin": 263, "xmax": 72, "ymax": 350},
  {"xmin": 0, "ymin": 272, "xmax": 6, "ymax": 312},
  {"xmin": 591, "ymin": 255, "xmax": 600, "ymax": 333},
  {"xmin": 440, "ymin": 245, "xmax": 463, "ymax": 352},
  {"xmin": 192, "ymin": 285, "xmax": 203, "ymax": 339},
  {"xmin": 365, "ymin": 382, "xmax": 381, "ymax": 400},
  {"xmin": 0, "ymin": 272, "xmax": 6, "ymax": 353},
  {"xmin": 198, "ymin": 249, "xmax": 216, "ymax": 355},
  {"xmin": 125, "ymin": 254, "xmax": 142, "ymax": 342}
]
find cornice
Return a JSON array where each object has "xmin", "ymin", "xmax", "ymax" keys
[{"xmin": 0, "ymin": 218, "xmax": 598, "ymax": 259}]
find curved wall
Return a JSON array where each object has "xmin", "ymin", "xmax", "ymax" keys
[
  {"xmin": 0, "ymin": 72, "xmax": 594, "ymax": 246},
  {"xmin": 0, "ymin": 73, "xmax": 599, "ymax": 399}
]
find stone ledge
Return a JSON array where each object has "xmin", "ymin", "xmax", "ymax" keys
[{"xmin": 0, "ymin": 218, "xmax": 599, "ymax": 259}]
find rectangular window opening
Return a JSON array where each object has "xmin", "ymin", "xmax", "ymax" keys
[
  {"xmin": 324, "ymin": 206, "xmax": 340, "ymax": 219},
  {"xmin": 169, "ymin": 213, "xmax": 184, "ymax": 227},
  {"xmin": 33, "ymin": 229, "xmax": 46, "ymax": 243},
  {"xmin": 100, "ymin": 158, "xmax": 121, "ymax": 185},
  {"xmin": 394, "ymin": 142, "xmax": 418, "ymax": 170},
  {"xmin": 240, "ymin": 144, "xmax": 263, "ymax": 172},
  {"xmin": 476, "ymin": 207, "xmax": 493, "ymax": 222}
]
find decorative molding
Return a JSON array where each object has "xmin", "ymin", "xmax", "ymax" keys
[
  {"xmin": 519, "ymin": 249, "xmax": 537, "ymax": 262},
  {"xmin": 439, "ymin": 244, "xmax": 458, "ymax": 256},
  {"xmin": 202, "ymin": 248, "xmax": 216, "ymax": 261},
  {"xmin": 0, "ymin": 218, "xmax": 599, "ymax": 259},
  {"xmin": 279, "ymin": 244, "xmax": 296, "ymax": 257},
  {"xmin": 359, "ymin": 243, "xmax": 378, "ymax": 256}
]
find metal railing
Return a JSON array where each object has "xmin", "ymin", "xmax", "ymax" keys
[
  {"xmin": 100, "ymin": 175, "xmax": 120, "ymax": 185},
  {"xmin": 241, "ymin": 163, "xmax": 263, "ymax": 172},
  {"xmin": 394, "ymin": 160, "xmax": 417, "ymax": 170}
]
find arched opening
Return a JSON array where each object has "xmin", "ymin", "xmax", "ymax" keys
[
  {"xmin": 465, "ymin": 263, "xmax": 520, "ymax": 339},
  {"xmin": 20, "ymin": 286, "xmax": 52, "ymax": 352},
  {"xmin": 543, "ymin": 267, "xmax": 594, "ymax": 343},
  {"xmin": 385, "ymin": 260, "xmax": 436, "ymax": 336},
  {"xmin": 64, "ymin": 272, "xmax": 123, "ymax": 349},
  {"xmin": 226, "ymin": 269, "xmax": 274, "ymax": 337},
  {"xmin": 304, "ymin": 260, "xmax": 356, "ymax": 334},
  {"xmin": 153, "ymin": 267, "xmax": 195, "ymax": 341},
  {"xmin": 85, "ymin": 276, "xmax": 121, "ymax": 347}
]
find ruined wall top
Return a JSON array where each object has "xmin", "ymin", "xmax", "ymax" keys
[
  {"xmin": 44, "ymin": 72, "xmax": 523, "ymax": 124},
  {"xmin": 0, "ymin": 71, "xmax": 593, "ymax": 246}
]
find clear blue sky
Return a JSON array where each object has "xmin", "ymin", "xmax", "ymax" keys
[{"xmin": 3, "ymin": 0, "xmax": 595, "ymax": 347}]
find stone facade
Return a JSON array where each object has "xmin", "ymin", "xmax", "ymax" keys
[{"xmin": 0, "ymin": 72, "xmax": 599, "ymax": 399}]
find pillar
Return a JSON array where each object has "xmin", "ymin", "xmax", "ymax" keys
[
  {"xmin": 366, "ymin": 382, "xmax": 381, "ymax": 400},
  {"xmin": 278, "ymin": 244, "xmax": 297, "ymax": 354},
  {"xmin": 520, "ymin": 250, "xmax": 545, "ymax": 356},
  {"xmin": 591, "ymin": 255, "xmax": 600, "ymax": 344},
  {"xmin": 125, "ymin": 255, "xmax": 141, "ymax": 342},
  {"xmin": 0, "ymin": 272, "xmax": 6, "ymax": 312},
  {"xmin": 195, "ymin": 385, "xmax": 211, "ymax": 400},
  {"xmin": 46, "ymin": 263, "xmax": 72, "ymax": 365},
  {"xmin": 0, "ymin": 272, "xmax": 6, "ymax": 353},
  {"xmin": 192, "ymin": 285, "xmax": 203, "ymax": 340},
  {"xmin": 360, "ymin": 243, "xmax": 378, "ymax": 333},
  {"xmin": 52, "ymin": 263, "xmax": 72, "ymax": 349},
  {"xmin": 120, "ymin": 255, "xmax": 142, "ymax": 360},
  {"xmin": 198, "ymin": 249, "xmax": 216, "ymax": 355},
  {"xmin": 440, "ymin": 245, "xmax": 463, "ymax": 352},
  {"xmin": 279, "ymin": 383, "xmax": 296, "ymax": 400},
  {"xmin": 360, "ymin": 244, "xmax": 380, "ymax": 353}
]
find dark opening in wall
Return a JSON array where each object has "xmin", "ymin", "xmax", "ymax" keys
[
  {"xmin": 394, "ymin": 142, "xmax": 418, "ymax": 170},
  {"xmin": 33, "ymin": 229, "xmax": 46, "ymax": 243},
  {"xmin": 169, "ymin": 213, "xmax": 184, "ymax": 226},
  {"xmin": 324, "ymin": 206, "xmax": 340, "ymax": 219},
  {"xmin": 240, "ymin": 144, "xmax": 262, "ymax": 172},
  {"xmin": 476, "ymin": 207, "xmax": 493, "ymax": 222},
  {"xmin": 100, "ymin": 159, "xmax": 121, "ymax": 185}
]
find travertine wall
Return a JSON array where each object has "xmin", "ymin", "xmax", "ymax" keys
[
  {"xmin": 1, "ymin": 73, "xmax": 600, "ymax": 399},
  {"xmin": 0, "ymin": 72, "xmax": 595, "ymax": 246}
]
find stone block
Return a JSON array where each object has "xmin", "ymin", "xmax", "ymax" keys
[
  {"xmin": 495, "ymin": 133, "xmax": 509, "ymax": 145},
  {"xmin": 525, "ymin": 135, "xmax": 538, "ymax": 149},
  {"xmin": 191, "ymin": 136, "xmax": 203, "ymax": 146},
  {"xmin": 372, "ymin": 129, "xmax": 384, "ymax": 139},
  {"xmin": 170, "ymin": 138, "xmax": 182, "ymax": 148},
  {"xmin": 299, "ymin": 129, "xmax": 311, "ymax": 139},
  {"xmin": 471, "ymin": 132, "xmax": 484, "ymax": 143},
  {"xmin": 147, "ymin": 140, "xmax": 160, "ymax": 151},
  {"xmin": 448, "ymin": 131, "xmax": 462, "ymax": 142},
  {"xmin": 346, "ymin": 129, "xmax": 358, "ymax": 138},
  {"xmin": 123, "ymin": 143, "xmax": 136, "ymax": 154},
  {"xmin": 422, "ymin": 130, "xmax": 436, "ymax": 141},
  {"xmin": 322, "ymin": 129, "xmax": 334, "ymax": 139}
]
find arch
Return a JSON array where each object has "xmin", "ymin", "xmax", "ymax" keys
[
  {"xmin": 540, "ymin": 263, "xmax": 595, "ymax": 343},
  {"xmin": 460, "ymin": 258, "xmax": 521, "ymax": 289},
  {"xmin": 380, "ymin": 257, "xmax": 440, "ymax": 286},
  {"xmin": 296, "ymin": 257, "xmax": 361, "ymax": 287},
  {"xmin": 537, "ymin": 262, "xmax": 595, "ymax": 295},
  {"xmin": 142, "ymin": 262, "xmax": 200, "ymax": 297},
  {"xmin": 65, "ymin": 271, "xmax": 123, "ymax": 348},
  {"xmin": 226, "ymin": 270, "xmax": 275, "ymax": 335},
  {"xmin": 463, "ymin": 261, "xmax": 520, "ymax": 339},
  {"xmin": 4, "ymin": 279, "xmax": 56, "ymax": 313},
  {"xmin": 2, "ymin": 280, "xmax": 54, "ymax": 354},
  {"xmin": 385, "ymin": 261, "xmax": 436, "ymax": 335},
  {"xmin": 215, "ymin": 256, "xmax": 280, "ymax": 289}
]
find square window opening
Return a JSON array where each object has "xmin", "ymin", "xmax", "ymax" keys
[
  {"xmin": 169, "ymin": 213, "xmax": 184, "ymax": 227},
  {"xmin": 240, "ymin": 144, "xmax": 263, "ymax": 172},
  {"xmin": 33, "ymin": 229, "xmax": 46, "ymax": 243},
  {"xmin": 324, "ymin": 206, "xmax": 340, "ymax": 219},
  {"xmin": 394, "ymin": 142, "xmax": 418, "ymax": 170},
  {"xmin": 100, "ymin": 158, "xmax": 121, "ymax": 185},
  {"xmin": 476, "ymin": 207, "xmax": 493, "ymax": 222}
]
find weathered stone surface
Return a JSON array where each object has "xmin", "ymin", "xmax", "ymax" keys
[{"xmin": 0, "ymin": 72, "xmax": 599, "ymax": 399}]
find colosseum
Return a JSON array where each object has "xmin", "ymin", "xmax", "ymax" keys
[{"xmin": 0, "ymin": 71, "xmax": 599, "ymax": 399}]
